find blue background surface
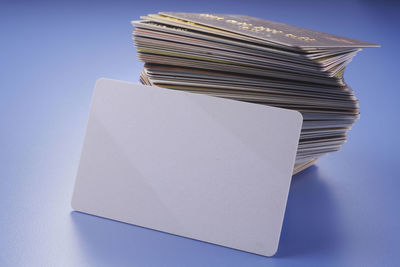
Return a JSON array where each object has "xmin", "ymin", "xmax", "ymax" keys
[{"xmin": 1, "ymin": 0, "xmax": 399, "ymax": 266}]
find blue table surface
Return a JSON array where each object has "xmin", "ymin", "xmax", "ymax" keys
[{"xmin": 1, "ymin": 0, "xmax": 399, "ymax": 266}]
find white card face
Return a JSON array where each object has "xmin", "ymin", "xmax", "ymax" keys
[{"xmin": 71, "ymin": 78, "xmax": 302, "ymax": 256}]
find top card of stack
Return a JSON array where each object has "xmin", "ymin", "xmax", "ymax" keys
[{"xmin": 132, "ymin": 12, "xmax": 378, "ymax": 173}]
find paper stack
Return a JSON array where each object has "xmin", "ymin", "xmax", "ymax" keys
[{"xmin": 131, "ymin": 12, "xmax": 378, "ymax": 174}]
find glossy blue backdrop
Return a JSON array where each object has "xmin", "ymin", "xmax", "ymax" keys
[{"xmin": 1, "ymin": 0, "xmax": 399, "ymax": 266}]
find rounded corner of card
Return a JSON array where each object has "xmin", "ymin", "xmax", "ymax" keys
[{"xmin": 292, "ymin": 110, "xmax": 303, "ymax": 124}]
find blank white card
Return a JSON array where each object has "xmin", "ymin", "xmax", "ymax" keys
[{"xmin": 71, "ymin": 78, "xmax": 302, "ymax": 256}]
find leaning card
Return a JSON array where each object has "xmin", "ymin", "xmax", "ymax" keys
[{"xmin": 72, "ymin": 78, "xmax": 302, "ymax": 256}]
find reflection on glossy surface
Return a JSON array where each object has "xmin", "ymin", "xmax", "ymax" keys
[{"xmin": 278, "ymin": 166, "xmax": 343, "ymax": 257}]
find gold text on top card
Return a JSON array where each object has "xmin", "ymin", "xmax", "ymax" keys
[{"xmin": 199, "ymin": 13, "xmax": 316, "ymax": 42}]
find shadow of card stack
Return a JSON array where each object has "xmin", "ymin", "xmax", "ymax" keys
[{"xmin": 132, "ymin": 12, "xmax": 378, "ymax": 174}]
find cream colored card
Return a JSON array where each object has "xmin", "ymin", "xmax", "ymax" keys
[{"xmin": 71, "ymin": 78, "xmax": 302, "ymax": 256}]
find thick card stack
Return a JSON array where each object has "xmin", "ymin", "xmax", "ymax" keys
[{"xmin": 132, "ymin": 12, "xmax": 378, "ymax": 174}]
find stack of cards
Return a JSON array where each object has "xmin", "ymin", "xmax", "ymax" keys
[{"xmin": 131, "ymin": 12, "xmax": 378, "ymax": 173}]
